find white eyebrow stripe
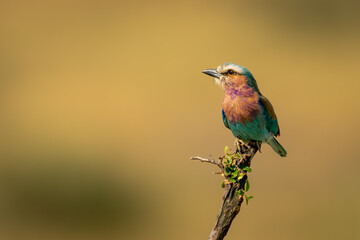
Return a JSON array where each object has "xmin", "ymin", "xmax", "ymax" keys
[
  {"xmin": 217, "ymin": 63, "xmax": 245, "ymax": 74},
  {"xmin": 217, "ymin": 63, "xmax": 254, "ymax": 78}
]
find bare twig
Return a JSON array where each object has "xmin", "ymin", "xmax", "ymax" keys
[{"xmin": 190, "ymin": 156, "xmax": 220, "ymax": 166}]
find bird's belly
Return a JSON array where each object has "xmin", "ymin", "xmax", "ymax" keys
[{"xmin": 228, "ymin": 117, "xmax": 269, "ymax": 142}]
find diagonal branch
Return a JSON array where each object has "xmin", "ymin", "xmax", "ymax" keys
[{"xmin": 191, "ymin": 140, "xmax": 259, "ymax": 240}]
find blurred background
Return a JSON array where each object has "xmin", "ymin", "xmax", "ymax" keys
[{"xmin": 0, "ymin": 0, "xmax": 359, "ymax": 239}]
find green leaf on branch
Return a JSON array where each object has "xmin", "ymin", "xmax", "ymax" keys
[
  {"xmin": 237, "ymin": 189, "xmax": 244, "ymax": 197},
  {"xmin": 226, "ymin": 156, "xmax": 232, "ymax": 164},
  {"xmin": 244, "ymin": 179, "xmax": 250, "ymax": 192},
  {"xmin": 238, "ymin": 173, "xmax": 244, "ymax": 180},
  {"xmin": 224, "ymin": 146, "xmax": 229, "ymax": 155},
  {"xmin": 228, "ymin": 178, "xmax": 237, "ymax": 183},
  {"xmin": 224, "ymin": 167, "xmax": 232, "ymax": 176},
  {"xmin": 231, "ymin": 169, "xmax": 239, "ymax": 177},
  {"xmin": 245, "ymin": 195, "xmax": 254, "ymax": 205},
  {"xmin": 241, "ymin": 166, "xmax": 252, "ymax": 172}
]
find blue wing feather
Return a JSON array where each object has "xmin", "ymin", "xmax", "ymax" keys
[
  {"xmin": 259, "ymin": 97, "xmax": 279, "ymax": 136},
  {"xmin": 222, "ymin": 109, "xmax": 230, "ymax": 129}
]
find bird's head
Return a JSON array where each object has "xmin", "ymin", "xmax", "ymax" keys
[{"xmin": 202, "ymin": 63, "xmax": 259, "ymax": 92}]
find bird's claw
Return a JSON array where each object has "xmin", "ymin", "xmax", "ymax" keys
[
  {"xmin": 234, "ymin": 138, "xmax": 242, "ymax": 153},
  {"xmin": 256, "ymin": 141, "xmax": 262, "ymax": 153}
]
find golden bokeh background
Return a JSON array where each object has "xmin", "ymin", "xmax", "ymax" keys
[{"xmin": 0, "ymin": 0, "xmax": 359, "ymax": 239}]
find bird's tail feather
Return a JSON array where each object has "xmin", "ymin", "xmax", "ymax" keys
[{"xmin": 268, "ymin": 137, "xmax": 287, "ymax": 157}]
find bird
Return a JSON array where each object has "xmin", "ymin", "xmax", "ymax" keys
[{"xmin": 202, "ymin": 63, "xmax": 287, "ymax": 157}]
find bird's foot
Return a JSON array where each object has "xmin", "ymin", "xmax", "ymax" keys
[
  {"xmin": 256, "ymin": 141, "xmax": 262, "ymax": 153},
  {"xmin": 234, "ymin": 138, "xmax": 241, "ymax": 152},
  {"xmin": 234, "ymin": 139, "xmax": 250, "ymax": 154}
]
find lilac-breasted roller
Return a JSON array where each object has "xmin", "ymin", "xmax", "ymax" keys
[{"xmin": 202, "ymin": 63, "xmax": 287, "ymax": 157}]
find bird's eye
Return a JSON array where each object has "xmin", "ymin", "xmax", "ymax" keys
[{"xmin": 227, "ymin": 70, "xmax": 235, "ymax": 75}]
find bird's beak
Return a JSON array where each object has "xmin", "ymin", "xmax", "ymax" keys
[{"xmin": 202, "ymin": 69, "xmax": 221, "ymax": 79}]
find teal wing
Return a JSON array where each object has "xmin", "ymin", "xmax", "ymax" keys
[
  {"xmin": 259, "ymin": 96, "xmax": 280, "ymax": 136},
  {"xmin": 222, "ymin": 109, "xmax": 230, "ymax": 129}
]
